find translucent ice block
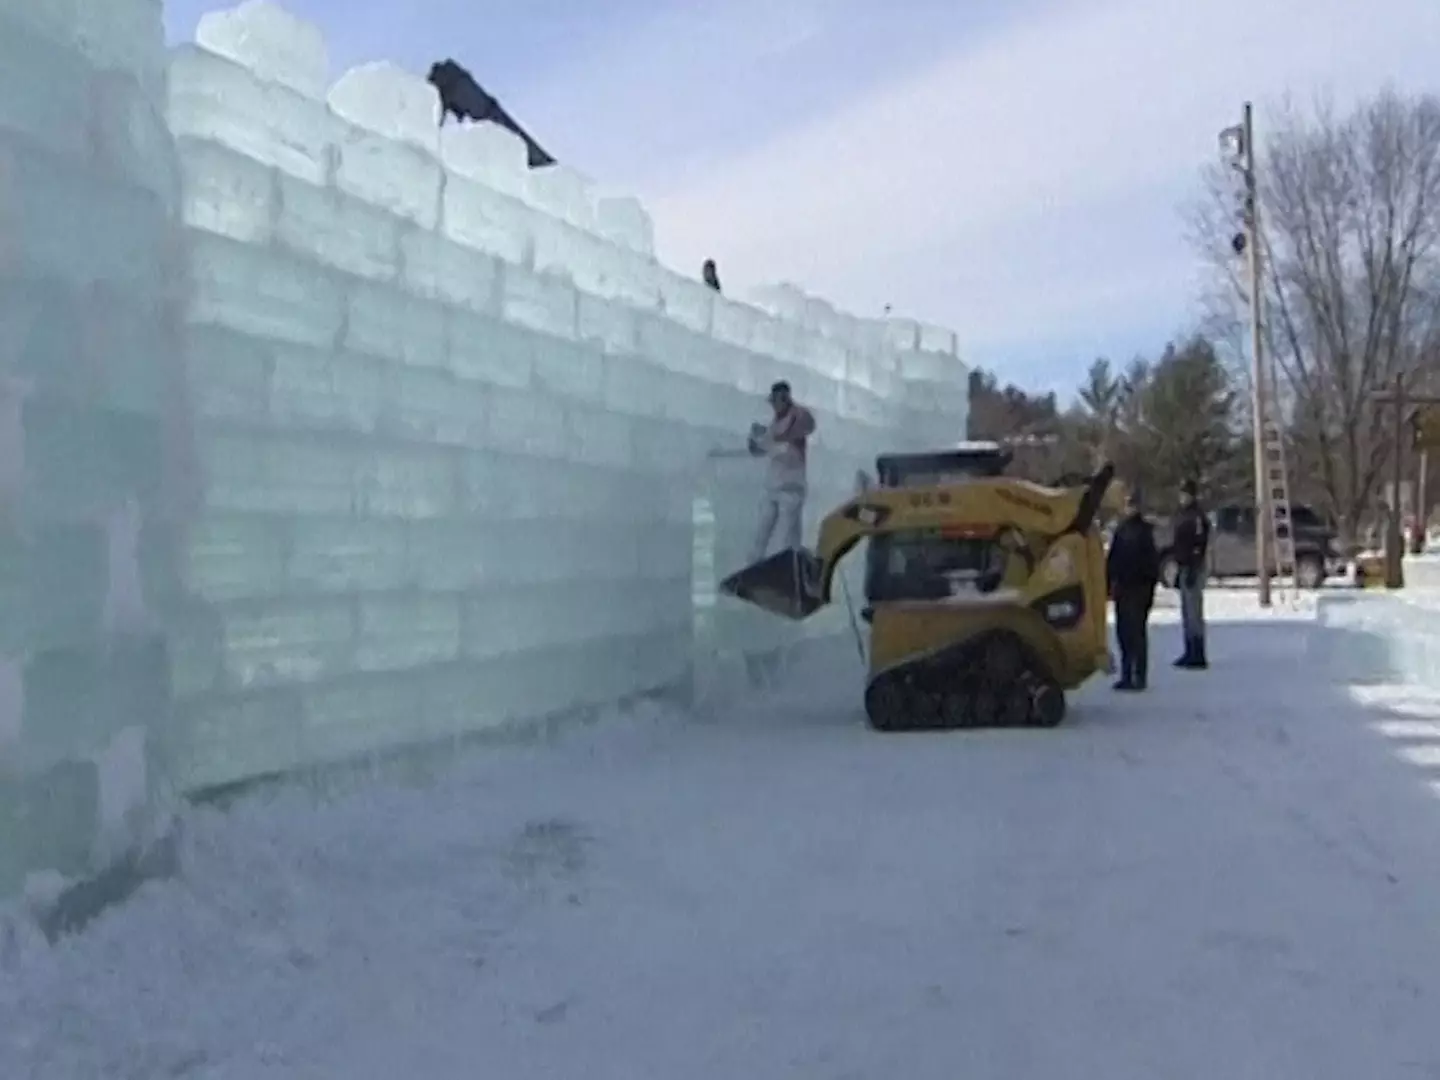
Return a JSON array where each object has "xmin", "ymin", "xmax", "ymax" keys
[
  {"xmin": 636, "ymin": 524, "xmax": 695, "ymax": 581},
  {"xmin": 484, "ymin": 386, "xmax": 569, "ymax": 459},
  {"xmin": 268, "ymin": 343, "xmax": 387, "ymax": 434},
  {"xmin": 328, "ymin": 62, "xmax": 440, "ymax": 152},
  {"xmin": 403, "ymin": 518, "xmax": 490, "ymax": 590},
  {"xmin": 634, "ymin": 318, "xmax": 725, "ymax": 384},
  {"xmin": 710, "ymin": 298, "xmax": 758, "ymax": 350},
  {"xmin": 564, "ymin": 405, "xmax": 634, "ymax": 469},
  {"xmin": 342, "ymin": 281, "xmax": 449, "ymax": 368},
  {"xmin": 353, "ymin": 594, "xmax": 461, "ymax": 673},
  {"xmin": 594, "ymin": 195, "xmax": 654, "ymax": 255},
  {"xmin": 274, "ymin": 172, "xmax": 403, "ymax": 282},
  {"xmin": 797, "ymin": 333, "xmax": 849, "ymax": 380},
  {"xmin": 0, "ymin": 136, "xmax": 168, "ymax": 289},
  {"xmin": 185, "ymin": 325, "xmax": 272, "ymax": 425},
  {"xmin": 199, "ymin": 430, "xmax": 357, "ymax": 515},
  {"xmin": 168, "ymin": 44, "xmax": 342, "ymax": 185},
  {"xmin": 916, "ymin": 321, "xmax": 958, "ymax": 356},
  {"xmin": 176, "ymin": 136, "xmax": 277, "ymax": 244},
  {"xmin": 0, "ymin": 16, "xmax": 92, "ymax": 158},
  {"xmin": 332, "ymin": 123, "xmax": 442, "ymax": 229},
  {"xmin": 447, "ymin": 309, "xmax": 534, "ymax": 389},
  {"xmin": 747, "ymin": 283, "xmax": 808, "ymax": 323},
  {"xmin": 895, "ymin": 348, "xmax": 956, "ymax": 383},
  {"xmin": 286, "ymin": 517, "xmax": 409, "ymax": 593},
  {"xmin": 354, "ymin": 446, "xmax": 456, "ymax": 518},
  {"xmin": 385, "ymin": 364, "xmax": 488, "ymax": 447},
  {"xmin": 838, "ymin": 383, "xmax": 890, "ymax": 427},
  {"xmin": 501, "ymin": 265, "xmax": 579, "ymax": 339},
  {"xmin": 600, "ymin": 352, "xmax": 668, "ymax": 419},
  {"xmin": 267, "ymin": 342, "xmax": 340, "ymax": 428},
  {"xmin": 181, "ymin": 512, "xmax": 289, "ymax": 602},
  {"xmin": 531, "ymin": 337, "xmax": 603, "ymax": 401},
  {"xmin": 576, "ymin": 295, "xmax": 638, "ymax": 354},
  {"xmin": 629, "ymin": 417, "xmax": 713, "ymax": 476},
  {"xmin": 747, "ymin": 313, "xmax": 806, "ymax": 369},
  {"xmin": 217, "ymin": 598, "xmax": 356, "ymax": 689},
  {"xmin": 439, "ymin": 122, "xmax": 529, "ymax": 201},
  {"xmin": 885, "ymin": 317, "xmax": 921, "ymax": 352},
  {"xmin": 657, "ymin": 270, "xmax": 715, "ymax": 334},
  {"xmin": 92, "ymin": 66, "xmax": 181, "ymax": 206},
  {"xmin": 531, "ymin": 221, "xmax": 662, "ymax": 307},
  {"xmin": 523, "ymin": 164, "xmax": 597, "ymax": 231},
  {"xmin": 187, "ymin": 231, "xmax": 344, "ymax": 348},
  {"xmin": 398, "ymin": 226, "xmax": 500, "ymax": 313},
  {"xmin": 72, "ymin": 0, "xmax": 166, "ymax": 84},
  {"xmin": 440, "ymin": 171, "xmax": 534, "ymax": 266},
  {"xmin": 193, "ymin": 0, "xmax": 330, "ymax": 100}
]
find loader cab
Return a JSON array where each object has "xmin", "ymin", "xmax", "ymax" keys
[
  {"xmin": 874, "ymin": 442, "xmax": 1012, "ymax": 488},
  {"xmin": 865, "ymin": 443, "xmax": 1015, "ymax": 605}
]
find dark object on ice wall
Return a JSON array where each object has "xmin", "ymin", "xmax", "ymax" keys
[
  {"xmin": 702, "ymin": 259, "xmax": 721, "ymax": 292},
  {"xmin": 427, "ymin": 58, "xmax": 556, "ymax": 169}
]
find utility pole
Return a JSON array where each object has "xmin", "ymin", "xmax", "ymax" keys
[
  {"xmin": 1221, "ymin": 102, "xmax": 1272, "ymax": 606},
  {"xmin": 1372, "ymin": 379, "xmax": 1440, "ymax": 587}
]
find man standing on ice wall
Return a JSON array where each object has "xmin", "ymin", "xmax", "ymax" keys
[{"xmin": 747, "ymin": 380, "xmax": 816, "ymax": 562}]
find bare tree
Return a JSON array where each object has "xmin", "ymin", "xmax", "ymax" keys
[{"xmin": 1187, "ymin": 90, "xmax": 1440, "ymax": 539}]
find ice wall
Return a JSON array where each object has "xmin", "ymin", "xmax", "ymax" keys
[
  {"xmin": 0, "ymin": 0, "xmax": 181, "ymax": 900},
  {"xmin": 162, "ymin": 1, "xmax": 967, "ymax": 792}
]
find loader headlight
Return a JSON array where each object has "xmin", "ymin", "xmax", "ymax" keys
[{"xmin": 1029, "ymin": 584, "xmax": 1085, "ymax": 630}]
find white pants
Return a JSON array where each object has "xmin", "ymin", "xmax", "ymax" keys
[{"xmin": 749, "ymin": 488, "xmax": 805, "ymax": 563}]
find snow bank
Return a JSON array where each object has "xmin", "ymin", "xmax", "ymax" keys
[
  {"xmin": 10, "ymin": 619, "xmax": 1440, "ymax": 1079},
  {"xmin": 1313, "ymin": 589, "xmax": 1440, "ymax": 686}
]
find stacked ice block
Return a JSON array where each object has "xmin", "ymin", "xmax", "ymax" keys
[
  {"xmin": 165, "ymin": 1, "xmax": 968, "ymax": 790},
  {"xmin": 0, "ymin": 0, "xmax": 179, "ymax": 898}
]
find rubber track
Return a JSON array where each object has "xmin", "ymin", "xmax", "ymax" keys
[{"xmin": 864, "ymin": 629, "xmax": 1065, "ymax": 731}]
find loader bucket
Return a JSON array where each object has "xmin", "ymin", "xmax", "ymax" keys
[{"xmin": 718, "ymin": 548, "xmax": 826, "ymax": 620}]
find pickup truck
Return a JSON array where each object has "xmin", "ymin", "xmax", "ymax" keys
[{"xmin": 1154, "ymin": 503, "xmax": 1345, "ymax": 589}]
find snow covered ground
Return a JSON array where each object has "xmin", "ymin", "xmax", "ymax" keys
[{"xmin": 6, "ymin": 592, "xmax": 1440, "ymax": 1079}]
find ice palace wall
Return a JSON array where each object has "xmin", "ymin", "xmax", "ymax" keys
[
  {"xmin": 1, "ymin": 0, "xmax": 968, "ymax": 905},
  {"xmin": 0, "ymin": 0, "xmax": 180, "ymax": 904}
]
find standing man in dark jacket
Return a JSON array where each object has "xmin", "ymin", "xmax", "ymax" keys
[
  {"xmin": 1172, "ymin": 479, "xmax": 1210, "ymax": 669},
  {"xmin": 1106, "ymin": 487, "xmax": 1160, "ymax": 691}
]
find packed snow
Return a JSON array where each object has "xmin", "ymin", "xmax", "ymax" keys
[{"xmin": 5, "ymin": 592, "xmax": 1440, "ymax": 1080}]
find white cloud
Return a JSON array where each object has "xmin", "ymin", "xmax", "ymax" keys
[{"xmin": 638, "ymin": 0, "xmax": 1440, "ymax": 367}]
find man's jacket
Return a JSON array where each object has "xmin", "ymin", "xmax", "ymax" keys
[
  {"xmin": 1107, "ymin": 513, "xmax": 1160, "ymax": 593},
  {"xmin": 1172, "ymin": 504, "xmax": 1210, "ymax": 571},
  {"xmin": 752, "ymin": 405, "xmax": 816, "ymax": 493}
]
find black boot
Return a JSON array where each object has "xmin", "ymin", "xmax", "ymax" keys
[
  {"xmin": 1113, "ymin": 657, "xmax": 1134, "ymax": 690},
  {"xmin": 1176, "ymin": 637, "xmax": 1207, "ymax": 669}
]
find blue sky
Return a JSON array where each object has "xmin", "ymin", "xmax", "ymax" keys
[{"xmin": 166, "ymin": 0, "xmax": 1440, "ymax": 395}]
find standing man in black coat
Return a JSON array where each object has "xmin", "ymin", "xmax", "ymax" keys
[
  {"xmin": 1171, "ymin": 479, "xmax": 1210, "ymax": 669},
  {"xmin": 1106, "ymin": 487, "xmax": 1161, "ymax": 691}
]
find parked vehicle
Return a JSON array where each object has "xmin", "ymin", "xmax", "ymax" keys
[{"xmin": 1155, "ymin": 503, "xmax": 1344, "ymax": 589}]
